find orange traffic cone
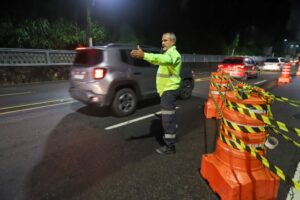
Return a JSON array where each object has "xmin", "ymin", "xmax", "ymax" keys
[
  {"xmin": 201, "ymin": 90, "xmax": 279, "ymax": 200},
  {"xmin": 278, "ymin": 63, "xmax": 292, "ymax": 84},
  {"xmin": 204, "ymin": 72, "xmax": 230, "ymax": 119}
]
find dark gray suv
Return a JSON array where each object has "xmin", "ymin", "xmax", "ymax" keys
[{"xmin": 69, "ymin": 43, "xmax": 194, "ymax": 117}]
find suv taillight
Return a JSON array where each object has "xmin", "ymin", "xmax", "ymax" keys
[{"xmin": 93, "ymin": 68, "xmax": 107, "ymax": 80}]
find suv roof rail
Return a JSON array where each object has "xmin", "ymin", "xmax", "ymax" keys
[
  {"xmin": 97, "ymin": 42, "xmax": 158, "ymax": 48},
  {"xmin": 91, "ymin": 43, "xmax": 161, "ymax": 52},
  {"xmin": 106, "ymin": 43, "xmax": 132, "ymax": 47}
]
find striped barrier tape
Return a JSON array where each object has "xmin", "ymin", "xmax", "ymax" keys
[
  {"xmin": 219, "ymin": 132, "xmax": 300, "ymax": 192},
  {"xmin": 271, "ymin": 127, "xmax": 300, "ymax": 148},
  {"xmin": 226, "ymin": 103, "xmax": 300, "ymax": 149},
  {"xmin": 230, "ymin": 77, "xmax": 300, "ymax": 108},
  {"xmin": 210, "ymin": 81, "xmax": 227, "ymax": 101},
  {"xmin": 222, "ymin": 118, "xmax": 266, "ymax": 133},
  {"xmin": 275, "ymin": 96, "xmax": 300, "ymax": 108},
  {"xmin": 226, "ymin": 100, "xmax": 300, "ymax": 138},
  {"xmin": 210, "ymin": 82, "xmax": 230, "ymax": 90},
  {"xmin": 220, "ymin": 125, "xmax": 265, "ymax": 150},
  {"xmin": 211, "ymin": 75, "xmax": 231, "ymax": 80}
]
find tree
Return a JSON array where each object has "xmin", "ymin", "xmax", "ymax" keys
[{"xmin": 0, "ymin": 17, "xmax": 107, "ymax": 49}]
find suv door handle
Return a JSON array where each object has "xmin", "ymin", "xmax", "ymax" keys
[{"xmin": 133, "ymin": 72, "xmax": 141, "ymax": 75}]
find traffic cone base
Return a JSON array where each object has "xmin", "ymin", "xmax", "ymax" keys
[
  {"xmin": 201, "ymin": 140, "xmax": 279, "ymax": 200},
  {"xmin": 278, "ymin": 77, "xmax": 292, "ymax": 84}
]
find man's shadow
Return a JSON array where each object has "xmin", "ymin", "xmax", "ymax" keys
[{"xmin": 126, "ymin": 117, "xmax": 165, "ymax": 146}]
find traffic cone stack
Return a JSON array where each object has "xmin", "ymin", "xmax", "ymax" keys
[
  {"xmin": 278, "ymin": 63, "xmax": 292, "ymax": 84},
  {"xmin": 201, "ymin": 89, "xmax": 279, "ymax": 200},
  {"xmin": 204, "ymin": 72, "xmax": 230, "ymax": 119}
]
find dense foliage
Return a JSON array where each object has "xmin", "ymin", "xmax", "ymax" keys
[{"xmin": 0, "ymin": 18, "xmax": 106, "ymax": 49}]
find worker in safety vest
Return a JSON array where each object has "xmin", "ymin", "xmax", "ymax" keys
[{"xmin": 130, "ymin": 32, "xmax": 181, "ymax": 154}]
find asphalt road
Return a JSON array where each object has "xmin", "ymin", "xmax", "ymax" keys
[{"xmin": 0, "ymin": 71, "xmax": 299, "ymax": 200}]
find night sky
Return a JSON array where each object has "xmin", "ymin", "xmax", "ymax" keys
[{"xmin": 1, "ymin": 0, "xmax": 299, "ymax": 53}]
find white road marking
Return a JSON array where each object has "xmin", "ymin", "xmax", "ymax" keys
[
  {"xmin": 253, "ymin": 80, "xmax": 267, "ymax": 85},
  {"xmin": 105, "ymin": 107, "xmax": 180, "ymax": 130},
  {"xmin": 0, "ymin": 98, "xmax": 73, "ymax": 111},
  {"xmin": 286, "ymin": 161, "xmax": 300, "ymax": 200},
  {"xmin": 0, "ymin": 91, "xmax": 31, "ymax": 97},
  {"xmin": 0, "ymin": 100, "xmax": 75, "ymax": 115}
]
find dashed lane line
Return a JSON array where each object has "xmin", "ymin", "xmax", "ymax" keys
[
  {"xmin": 0, "ymin": 98, "xmax": 74, "ymax": 115},
  {"xmin": 0, "ymin": 91, "xmax": 31, "ymax": 97},
  {"xmin": 253, "ymin": 80, "xmax": 267, "ymax": 85}
]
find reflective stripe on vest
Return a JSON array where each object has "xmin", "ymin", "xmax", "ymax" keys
[
  {"xmin": 164, "ymin": 134, "xmax": 176, "ymax": 139},
  {"xmin": 161, "ymin": 109, "xmax": 176, "ymax": 115}
]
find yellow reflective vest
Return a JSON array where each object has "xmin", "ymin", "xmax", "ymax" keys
[{"xmin": 144, "ymin": 46, "xmax": 182, "ymax": 96}]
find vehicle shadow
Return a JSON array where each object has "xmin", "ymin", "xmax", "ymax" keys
[{"xmin": 24, "ymin": 112, "xmax": 160, "ymax": 200}]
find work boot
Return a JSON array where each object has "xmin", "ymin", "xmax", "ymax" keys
[{"xmin": 156, "ymin": 145, "xmax": 176, "ymax": 155}]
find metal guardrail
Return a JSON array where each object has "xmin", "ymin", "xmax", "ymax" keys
[
  {"xmin": 0, "ymin": 48, "xmax": 76, "ymax": 66},
  {"xmin": 0, "ymin": 48, "xmax": 266, "ymax": 67}
]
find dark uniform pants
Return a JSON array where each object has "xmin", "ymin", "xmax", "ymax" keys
[{"xmin": 160, "ymin": 90, "xmax": 179, "ymax": 147}]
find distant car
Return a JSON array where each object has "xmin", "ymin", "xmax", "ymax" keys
[
  {"xmin": 261, "ymin": 57, "xmax": 286, "ymax": 71},
  {"xmin": 217, "ymin": 56, "xmax": 259, "ymax": 80},
  {"xmin": 69, "ymin": 43, "xmax": 194, "ymax": 117}
]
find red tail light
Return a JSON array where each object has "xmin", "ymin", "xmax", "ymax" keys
[
  {"xmin": 93, "ymin": 68, "xmax": 107, "ymax": 80},
  {"xmin": 278, "ymin": 63, "xmax": 281, "ymax": 66}
]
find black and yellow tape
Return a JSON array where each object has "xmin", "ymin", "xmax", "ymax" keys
[
  {"xmin": 226, "ymin": 99, "xmax": 268, "ymax": 113},
  {"xmin": 221, "ymin": 125, "xmax": 265, "ymax": 151},
  {"xmin": 271, "ymin": 127, "xmax": 300, "ymax": 148},
  {"xmin": 226, "ymin": 100, "xmax": 300, "ymax": 138},
  {"xmin": 219, "ymin": 133, "xmax": 300, "ymax": 192},
  {"xmin": 222, "ymin": 118, "xmax": 266, "ymax": 133},
  {"xmin": 211, "ymin": 75, "xmax": 231, "ymax": 80},
  {"xmin": 275, "ymin": 96, "xmax": 300, "ymax": 108},
  {"xmin": 230, "ymin": 76, "xmax": 300, "ymax": 108},
  {"xmin": 210, "ymin": 82, "xmax": 227, "ymax": 101},
  {"xmin": 210, "ymin": 82, "xmax": 230, "ymax": 89}
]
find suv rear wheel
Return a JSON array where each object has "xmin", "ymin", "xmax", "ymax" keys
[
  {"xmin": 112, "ymin": 88, "xmax": 136, "ymax": 117},
  {"xmin": 179, "ymin": 80, "xmax": 193, "ymax": 99}
]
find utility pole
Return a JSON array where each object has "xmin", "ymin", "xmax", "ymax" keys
[{"xmin": 86, "ymin": 0, "xmax": 93, "ymax": 46}]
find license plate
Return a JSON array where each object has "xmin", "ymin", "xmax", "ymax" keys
[{"xmin": 74, "ymin": 74, "xmax": 84, "ymax": 79}]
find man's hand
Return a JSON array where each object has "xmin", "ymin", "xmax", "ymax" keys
[{"xmin": 130, "ymin": 46, "xmax": 144, "ymax": 59}]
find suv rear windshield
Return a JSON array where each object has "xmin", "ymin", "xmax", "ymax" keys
[
  {"xmin": 223, "ymin": 59, "xmax": 243, "ymax": 64},
  {"xmin": 74, "ymin": 49, "xmax": 103, "ymax": 66},
  {"xmin": 265, "ymin": 58, "xmax": 279, "ymax": 63}
]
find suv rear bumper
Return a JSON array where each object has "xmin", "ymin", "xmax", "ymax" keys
[{"xmin": 69, "ymin": 87, "xmax": 106, "ymax": 107}]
